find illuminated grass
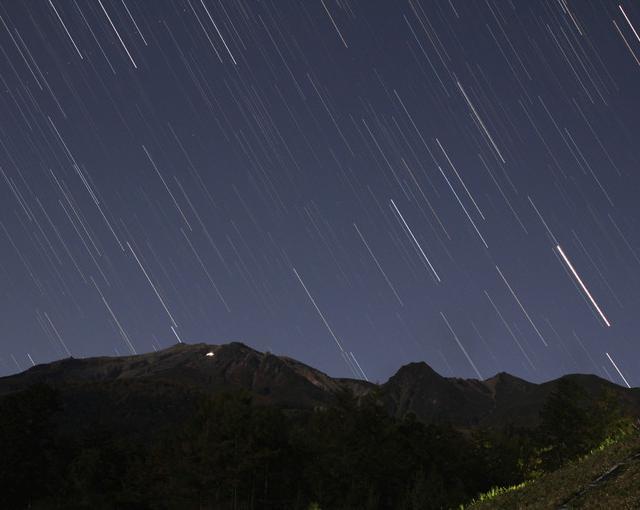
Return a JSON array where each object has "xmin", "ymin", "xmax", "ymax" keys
[
  {"xmin": 464, "ymin": 433, "xmax": 640, "ymax": 510},
  {"xmin": 459, "ymin": 481, "xmax": 530, "ymax": 509}
]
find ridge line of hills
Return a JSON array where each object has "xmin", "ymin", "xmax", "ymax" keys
[{"xmin": 1, "ymin": 341, "xmax": 638, "ymax": 429}]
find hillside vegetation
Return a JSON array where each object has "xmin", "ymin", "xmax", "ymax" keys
[{"xmin": 467, "ymin": 431, "xmax": 640, "ymax": 509}]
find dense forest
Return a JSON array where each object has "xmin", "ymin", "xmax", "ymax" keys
[{"xmin": 0, "ymin": 380, "xmax": 633, "ymax": 510}]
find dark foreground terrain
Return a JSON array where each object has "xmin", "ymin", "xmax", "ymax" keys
[
  {"xmin": 466, "ymin": 432, "xmax": 640, "ymax": 509},
  {"xmin": 1, "ymin": 342, "xmax": 638, "ymax": 509}
]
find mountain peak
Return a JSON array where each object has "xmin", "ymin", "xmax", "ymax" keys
[
  {"xmin": 0, "ymin": 341, "xmax": 377, "ymax": 413},
  {"xmin": 387, "ymin": 361, "xmax": 442, "ymax": 382},
  {"xmin": 1, "ymin": 342, "xmax": 637, "ymax": 430}
]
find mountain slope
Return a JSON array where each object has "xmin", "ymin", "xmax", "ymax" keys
[
  {"xmin": 0, "ymin": 342, "xmax": 375, "ymax": 441},
  {"xmin": 0, "ymin": 342, "xmax": 372, "ymax": 402},
  {"xmin": 381, "ymin": 365, "xmax": 640, "ymax": 428},
  {"xmin": 0, "ymin": 341, "xmax": 638, "ymax": 433},
  {"xmin": 467, "ymin": 432, "xmax": 640, "ymax": 509}
]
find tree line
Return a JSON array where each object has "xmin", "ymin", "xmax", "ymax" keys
[{"xmin": 0, "ymin": 378, "xmax": 633, "ymax": 509}]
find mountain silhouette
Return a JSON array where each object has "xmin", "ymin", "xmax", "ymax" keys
[{"xmin": 1, "ymin": 341, "xmax": 638, "ymax": 436}]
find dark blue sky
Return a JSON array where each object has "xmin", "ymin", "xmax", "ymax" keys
[{"xmin": 0, "ymin": 0, "xmax": 639, "ymax": 386}]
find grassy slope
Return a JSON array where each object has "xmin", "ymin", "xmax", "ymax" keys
[{"xmin": 466, "ymin": 433, "xmax": 640, "ymax": 510}]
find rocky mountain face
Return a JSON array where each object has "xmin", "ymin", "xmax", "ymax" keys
[
  {"xmin": 0, "ymin": 342, "xmax": 373, "ymax": 405},
  {"xmin": 1, "ymin": 342, "xmax": 638, "ymax": 435},
  {"xmin": 383, "ymin": 364, "xmax": 640, "ymax": 428}
]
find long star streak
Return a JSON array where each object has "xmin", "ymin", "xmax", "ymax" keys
[
  {"xmin": 390, "ymin": 199, "xmax": 441, "ymax": 282},
  {"xmin": 606, "ymin": 352, "xmax": 630, "ymax": 388},
  {"xmin": 556, "ymin": 244, "xmax": 611, "ymax": 327}
]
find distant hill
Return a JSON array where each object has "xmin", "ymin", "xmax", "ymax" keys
[
  {"xmin": 1, "ymin": 341, "xmax": 638, "ymax": 436},
  {"xmin": 383, "ymin": 362, "xmax": 640, "ymax": 428}
]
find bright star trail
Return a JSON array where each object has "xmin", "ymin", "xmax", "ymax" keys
[
  {"xmin": 556, "ymin": 244, "xmax": 611, "ymax": 327},
  {"xmin": 0, "ymin": 1, "xmax": 638, "ymax": 387},
  {"xmin": 606, "ymin": 351, "xmax": 631, "ymax": 388}
]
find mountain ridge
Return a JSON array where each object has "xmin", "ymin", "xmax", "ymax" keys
[{"xmin": 1, "ymin": 341, "xmax": 638, "ymax": 431}]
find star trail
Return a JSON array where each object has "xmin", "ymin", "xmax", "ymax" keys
[{"xmin": 0, "ymin": 0, "xmax": 638, "ymax": 388}]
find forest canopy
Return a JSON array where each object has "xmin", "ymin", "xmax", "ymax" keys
[{"xmin": 0, "ymin": 381, "xmax": 633, "ymax": 510}]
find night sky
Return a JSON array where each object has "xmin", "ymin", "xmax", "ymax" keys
[{"xmin": 0, "ymin": 0, "xmax": 639, "ymax": 387}]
